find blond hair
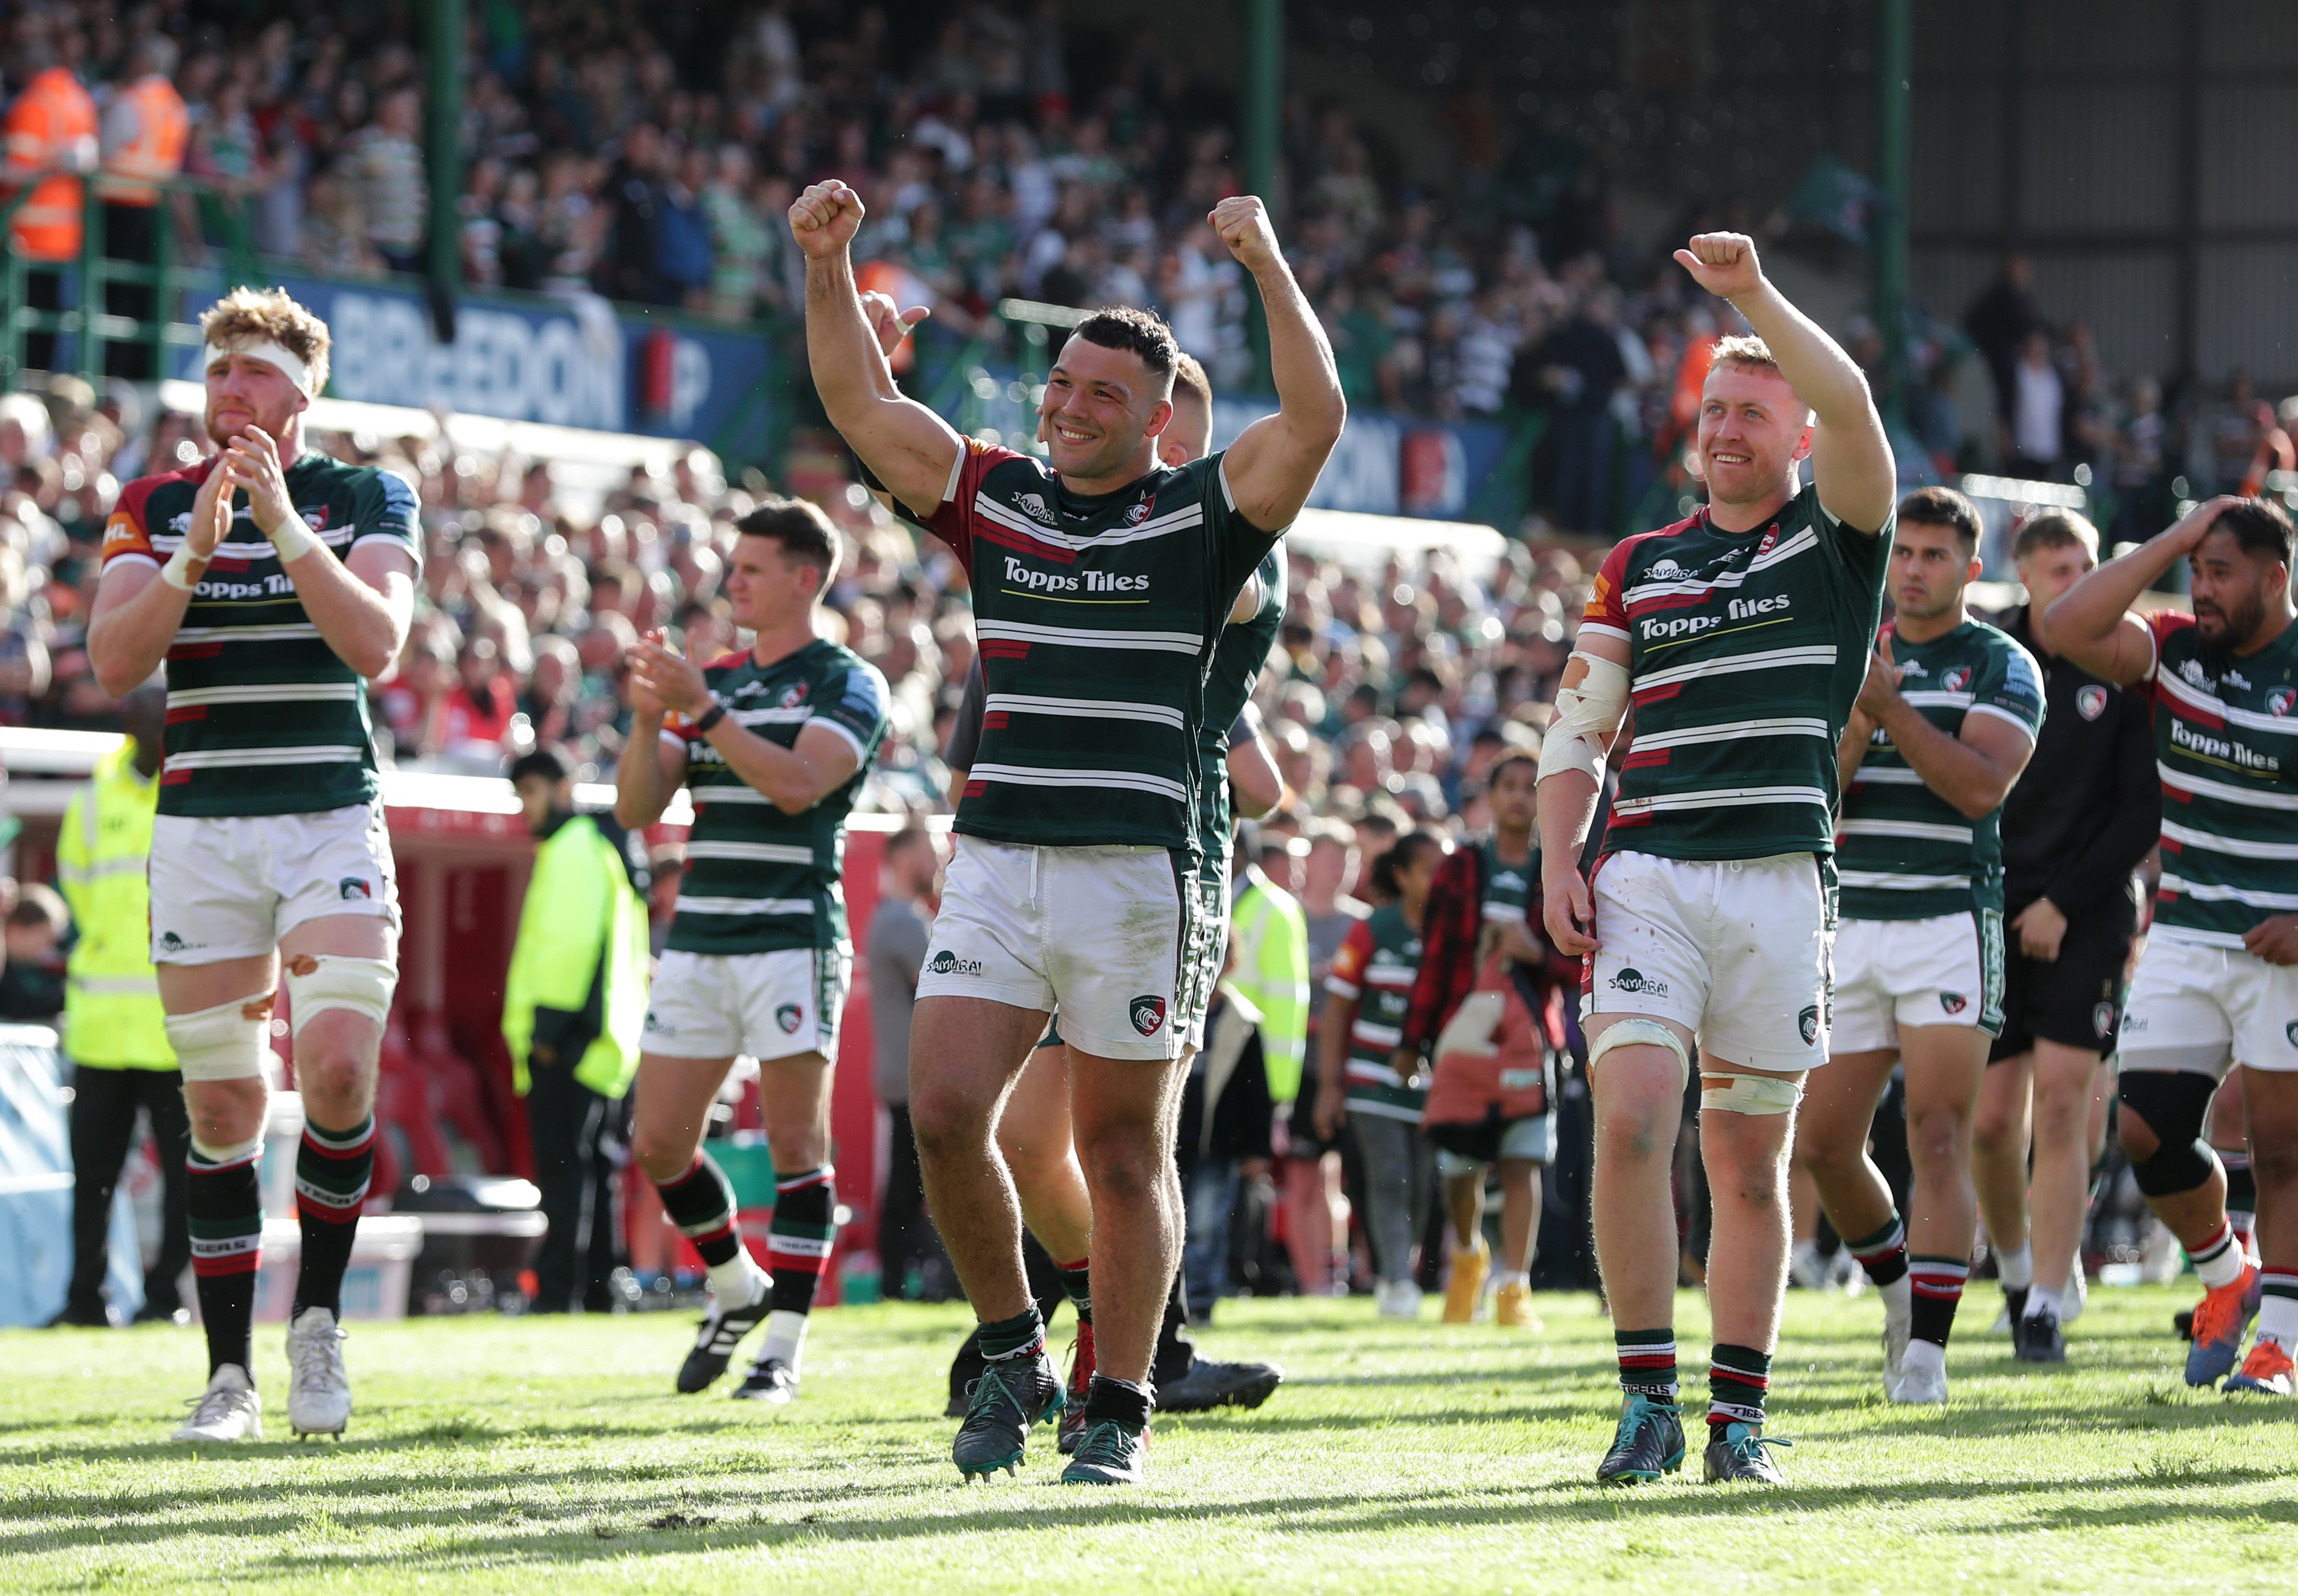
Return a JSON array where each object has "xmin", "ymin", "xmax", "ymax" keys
[
  {"xmin": 1709, "ymin": 334, "xmax": 1781, "ymax": 379},
  {"xmin": 1171, "ymin": 351, "xmax": 1212, "ymax": 413},
  {"xmin": 199, "ymin": 287, "xmax": 331, "ymax": 395}
]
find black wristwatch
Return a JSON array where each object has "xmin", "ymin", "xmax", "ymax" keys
[{"xmin": 693, "ymin": 696, "xmax": 728, "ymax": 735}]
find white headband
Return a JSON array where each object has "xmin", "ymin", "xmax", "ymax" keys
[{"xmin": 203, "ymin": 339, "xmax": 313, "ymax": 399}]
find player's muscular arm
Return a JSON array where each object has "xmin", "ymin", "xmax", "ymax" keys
[
  {"xmin": 226, "ymin": 429, "xmax": 413, "ymax": 677},
  {"xmin": 1856, "ymin": 639, "xmax": 2034, "ymax": 819},
  {"xmin": 615, "ymin": 656, "xmax": 688, "ymax": 829},
  {"xmin": 1838, "ymin": 696, "xmax": 1879, "ymax": 795},
  {"xmin": 1675, "ymin": 232, "xmax": 1894, "ymax": 533},
  {"xmin": 2047, "ymin": 496, "xmax": 2242, "ymax": 686},
  {"xmin": 1228, "ymin": 729, "xmax": 1288, "ymax": 819},
  {"xmin": 1537, "ymin": 630, "xmax": 1631, "ymax": 957},
  {"xmin": 628, "ymin": 633, "xmax": 860, "ymax": 814},
  {"xmin": 88, "ymin": 465, "xmax": 232, "ymax": 696},
  {"xmin": 1210, "ymin": 196, "xmax": 1347, "ymax": 534},
  {"xmin": 792, "ymin": 181, "xmax": 962, "ymax": 518}
]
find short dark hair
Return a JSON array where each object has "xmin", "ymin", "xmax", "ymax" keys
[
  {"xmin": 737, "ymin": 496, "xmax": 842, "ymax": 590},
  {"xmin": 2209, "ymin": 497, "xmax": 2297, "ymax": 567},
  {"xmin": 2012, "ymin": 509, "xmax": 2100, "ymax": 563},
  {"xmin": 510, "ymin": 746, "xmax": 572, "ymax": 786},
  {"xmin": 1065, "ymin": 307, "xmax": 1178, "ymax": 388},
  {"xmin": 1486, "ymin": 749, "xmax": 1539, "ymax": 789},
  {"xmin": 1368, "ymin": 828, "xmax": 1448, "ymax": 901},
  {"xmin": 1897, "ymin": 485, "xmax": 1983, "ymax": 552},
  {"xmin": 886, "ymin": 823, "xmax": 934, "ymax": 861}
]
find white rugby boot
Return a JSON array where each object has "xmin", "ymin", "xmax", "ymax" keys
[
  {"xmin": 173, "ymin": 1364, "xmax": 263, "ymax": 1443},
  {"xmin": 286, "ymin": 1307, "xmax": 352, "ymax": 1438},
  {"xmin": 1891, "ymin": 1340, "xmax": 1949, "ymax": 1405}
]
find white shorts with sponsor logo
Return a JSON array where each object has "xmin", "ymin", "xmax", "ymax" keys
[
  {"xmin": 642, "ymin": 946, "xmax": 850, "ymax": 1064},
  {"xmin": 2118, "ymin": 932, "xmax": 2298, "ymax": 1077},
  {"xmin": 148, "ymin": 804, "xmax": 398, "ymax": 964},
  {"xmin": 917, "ymin": 836, "xmax": 1193, "ymax": 1062},
  {"xmin": 1583, "ymin": 849, "xmax": 1832, "ymax": 1073},
  {"xmin": 1829, "ymin": 911, "xmax": 2004, "ymax": 1054}
]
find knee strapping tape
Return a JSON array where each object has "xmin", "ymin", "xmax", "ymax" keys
[
  {"xmin": 1701, "ymin": 1072, "xmax": 1805, "ymax": 1116},
  {"xmin": 283, "ymin": 955, "xmax": 397, "ymax": 1038},
  {"xmin": 165, "ymin": 997, "xmax": 272, "ymax": 1083},
  {"xmin": 1587, "ymin": 1017, "xmax": 1691, "ymax": 1090}
]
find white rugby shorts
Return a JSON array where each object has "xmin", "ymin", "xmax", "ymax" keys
[
  {"xmin": 2118, "ymin": 933, "xmax": 2298, "ymax": 1077},
  {"xmin": 148, "ymin": 804, "xmax": 398, "ymax": 964},
  {"xmin": 642, "ymin": 946, "xmax": 850, "ymax": 1064},
  {"xmin": 917, "ymin": 836, "xmax": 1192, "ymax": 1062},
  {"xmin": 1829, "ymin": 910, "xmax": 2004, "ymax": 1054},
  {"xmin": 1582, "ymin": 849, "xmax": 1832, "ymax": 1073}
]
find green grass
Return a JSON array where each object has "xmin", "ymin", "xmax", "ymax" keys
[{"xmin": 3, "ymin": 1286, "xmax": 2294, "ymax": 1593}]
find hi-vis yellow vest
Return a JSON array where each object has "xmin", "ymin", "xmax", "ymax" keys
[
  {"xmin": 502, "ymin": 814, "xmax": 651, "ymax": 1100},
  {"xmin": 56, "ymin": 741, "xmax": 171, "ymax": 1069}
]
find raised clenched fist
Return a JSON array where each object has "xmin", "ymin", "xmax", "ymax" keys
[
  {"xmin": 1673, "ymin": 232, "xmax": 1765, "ymax": 301},
  {"xmin": 1210, "ymin": 195, "xmax": 1281, "ymax": 274},
  {"xmin": 789, "ymin": 180, "xmax": 866, "ymax": 258}
]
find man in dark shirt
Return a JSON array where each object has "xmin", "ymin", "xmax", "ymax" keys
[{"xmin": 1972, "ymin": 510, "xmax": 2160, "ymax": 1361}]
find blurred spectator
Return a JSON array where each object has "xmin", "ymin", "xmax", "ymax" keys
[
  {"xmin": 869, "ymin": 824, "xmax": 945, "ymax": 1302},
  {"xmin": 2007, "ymin": 330, "xmax": 2065, "ymax": 481},
  {"xmin": 0, "ymin": 882, "xmax": 69, "ymax": 1021},
  {"xmin": 1965, "ymin": 254, "xmax": 2046, "ymax": 433}
]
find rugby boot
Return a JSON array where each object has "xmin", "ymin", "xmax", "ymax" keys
[
  {"xmin": 2013, "ymin": 1308, "xmax": 2066, "ymax": 1364},
  {"xmin": 1702, "ymin": 1422, "xmax": 1790, "ymax": 1484},
  {"xmin": 1595, "ymin": 1392, "xmax": 1684, "ymax": 1486},
  {"xmin": 677, "ymin": 1278, "xmax": 771, "ymax": 1394},
  {"xmin": 1495, "ymin": 1281, "xmax": 1542, "ymax": 1331},
  {"xmin": 1154, "ymin": 1355, "xmax": 1282, "ymax": 1413},
  {"xmin": 1890, "ymin": 1342, "xmax": 1948, "ymax": 1405},
  {"xmin": 2185, "ymin": 1263, "xmax": 2262, "ymax": 1388},
  {"xmin": 1057, "ymin": 1321, "xmax": 1097, "ymax": 1455},
  {"xmin": 1442, "ymin": 1239, "xmax": 1489, "ymax": 1325},
  {"xmin": 2223, "ymin": 1338, "xmax": 2295, "ymax": 1398},
  {"xmin": 1880, "ymin": 1295, "xmax": 1912, "ymax": 1398},
  {"xmin": 172, "ymin": 1364, "xmax": 263, "ymax": 1443},
  {"xmin": 729, "ymin": 1355, "xmax": 797, "ymax": 1405},
  {"xmin": 952, "ymin": 1348, "xmax": 1062, "ymax": 1480},
  {"xmin": 285, "ymin": 1307, "xmax": 352, "ymax": 1438},
  {"xmin": 1060, "ymin": 1417, "xmax": 1150, "ymax": 1485}
]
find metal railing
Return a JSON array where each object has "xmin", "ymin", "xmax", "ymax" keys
[{"xmin": 0, "ymin": 170, "xmax": 259, "ymax": 388}]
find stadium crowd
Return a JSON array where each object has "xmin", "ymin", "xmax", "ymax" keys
[{"xmin": 4, "ymin": 0, "xmax": 2277, "ymax": 544}]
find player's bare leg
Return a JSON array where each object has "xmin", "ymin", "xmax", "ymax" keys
[
  {"xmin": 632, "ymin": 1053, "xmax": 764, "ymax": 1391},
  {"xmin": 2230, "ymin": 1071, "xmax": 2298, "ymax": 1394}
]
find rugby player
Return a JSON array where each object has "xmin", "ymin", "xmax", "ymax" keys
[
  {"xmin": 615, "ymin": 497, "xmax": 891, "ymax": 1405},
  {"xmin": 794, "ymin": 179, "xmax": 1342, "ymax": 1483},
  {"xmin": 1794, "ymin": 486, "xmax": 2042, "ymax": 1404},
  {"xmin": 88, "ymin": 289, "xmax": 420, "ymax": 1442},
  {"xmin": 920, "ymin": 340, "xmax": 1288, "ymax": 1444},
  {"xmin": 1537, "ymin": 233, "xmax": 1897, "ymax": 1484},
  {"xmin": 1970, "ymin": 510, "xmax": 2158, "ymax": 1363},
  {"xmin": 2046, "ymin": 495, "xmax": 2298, "ymax": 1397}
]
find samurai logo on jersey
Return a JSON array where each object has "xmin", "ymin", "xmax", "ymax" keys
[
  {"xmin": 927, "ymin": 440, "xmax": 1278, "ymax": 853},
  {"xmin": 1579, "ymin": 483, "xmax": 1890, "ymax": 863},
  {"xmin": 2141, "ymin": 610, "xmax": 2298, "ymax": 948},
  {"xmin": 1838, "ymin": 618, "xmax": 2043, "ymax": 921},
  {"xmin": 102, "ymin": 452, "xmax": 421, "ymax": 819}
]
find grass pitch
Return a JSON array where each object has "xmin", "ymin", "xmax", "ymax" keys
[{"xmin": 4, "ymin": 1285, "xmax": 2294, "ymax": 1593}]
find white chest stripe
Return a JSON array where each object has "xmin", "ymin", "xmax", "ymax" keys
[
  {"xmin": 976, "ymin": 619, "xmax": 1204, "ymax": 655},
  {"xmin": 1635, "ymin": 644, "xmax": 1839, "ymax": 693},
  {"xmin": 1629, "ymin": 716, "xmax": 1829, "ymax": 751},
  {"xmin": 983, "ymin": 693, "xmax": 1187, "ymax": 729}
]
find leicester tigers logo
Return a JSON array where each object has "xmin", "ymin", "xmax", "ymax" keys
[
  {"xmin": 1942, "ymin": 665, "xmax": 1973, "ymax": 693},
  {"xmin": 1130, "ymin": 995, "xmax": 1167, "ymax": 1036},
  {"xmin": 2270, "ymin": 687, "xmax": 2296, "ymax": 717},
  {"xmin": 2077, "ymin": 685, "xmax": 2108, "ymax": 720},
  {"xmin": 1125, "ymin": 492, "xmax": 1156, "ymax": 526},
  {"xmin": 780, "ymin": 683, "xmax": 808, "ymax": 708}
]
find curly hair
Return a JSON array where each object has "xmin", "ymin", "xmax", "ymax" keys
[{"xmin": 199, "ymin": 286, "xmax": 332, "ymax": 395}]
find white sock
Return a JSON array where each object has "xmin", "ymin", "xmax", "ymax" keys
[
  {"xmin": 2023, "ymin": 1284, "xmax": 2062, "ymax": 1323},
  {"xmin": 2257, "ymin": 1287, "xmax": 2298, "ymax": 1350},
  {"xmin": 1498, "ymin": 1269, "xmax": 1530, "ymax": 1290},
  {"xmin": 1994, "ymin": 1240, "xmax": 2033, "ymax": 1292},
  {"xmin": 2192, "ymin": 1222, "xmax": 2247, "ymax": 1290},
  {"xmin": 1902, "ymin": 1338, "xmax": 1946, "ymax": 1377},
  {"xmin": 708, "ymin": 1254, "xmax": 769, "ymax": 1308},
  {"xmin": 1879, "ymin": 1274, "xmax": 1913, "ymax": 1322},
  {"xmin": 760, "ymin": 1308, "xmax": 809, "ymax": 1375}
]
